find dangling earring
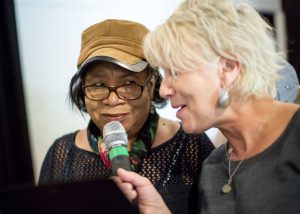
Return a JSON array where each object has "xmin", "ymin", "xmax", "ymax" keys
[
  {"xmin": 218, "ymin": 86, "xmax": 230, "ymax": 108},
  {"xmin": 150, "ymin": 104, "xmax": 155, "ymax": 114}
]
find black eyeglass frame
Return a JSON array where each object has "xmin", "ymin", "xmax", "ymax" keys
[{"xmin": 82, "ymin": 72, "xmax": 155, "ymax": 101}]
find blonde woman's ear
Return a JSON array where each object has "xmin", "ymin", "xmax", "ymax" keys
[{"xmin": 219, "ymin": 58, "xmax": 240, "ymax": 87}]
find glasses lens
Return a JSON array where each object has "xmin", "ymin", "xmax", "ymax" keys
[
  {"xmin": 85, "ymin": 86, "xmax": 109, "ymax": 100},
  {"xmin": 117, "ymin": 85, "xmax": 142, "ymax": 100}
]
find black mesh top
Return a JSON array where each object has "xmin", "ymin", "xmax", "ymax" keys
[{"xmin": 39, "ymin": 127, "xmax": 214, "ymax": 214}]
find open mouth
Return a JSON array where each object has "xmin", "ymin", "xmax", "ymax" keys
[
  {"xmin": 173, "ymin": 104, "xmax": 186, "ymax": 111},
  {"xmin": 172, "ymin": 104, "xmax": 187, "ymax": 118},
  {"xmin": 178, "ymin": 105, "xmax": 186, "ymax": 111}
]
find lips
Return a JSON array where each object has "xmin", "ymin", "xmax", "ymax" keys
[
  {"xmin": 102, "ymin": 113, "xmax": 128, "ymax": 122},
  {"xmin": 172, "ymin": 104, "xmax": 186, "ymax": 111},
  {"xmin": 172, "ymin": 104, "xmax": 187, "ymax": 119},
  {"xmin": 177, "ymin": 105, "xmax": 186, "ymax": 113}
]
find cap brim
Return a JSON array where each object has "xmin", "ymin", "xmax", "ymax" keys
[{"xmin": 77, "ymin": 48, "xmax": 148, "ymax": 75}]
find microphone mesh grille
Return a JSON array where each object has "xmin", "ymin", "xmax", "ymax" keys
[{"xmin": 103, "ymin": 121, "xmax": 128, "ymax": 149}]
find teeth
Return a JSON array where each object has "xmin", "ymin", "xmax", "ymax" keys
[
  {"xmin": 177, "ymin": 106, "xmax": 184, "ymax": 111},
  {"xmin": 172, "ymin": 105, "xmax": 186, "ymax": 109}
]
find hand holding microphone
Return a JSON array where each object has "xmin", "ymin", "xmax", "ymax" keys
[
  {"xmin": 103, "ymin": 121, "xmax": 132, "ymax": 176},
  {"xmin": 106, "ymin": 121, "xmax": 171, "ymax": 213}
]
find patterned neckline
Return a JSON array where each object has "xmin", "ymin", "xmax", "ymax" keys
[{"xmin": 87, "ymin": 110, "xmax": 159, "ymax": 173}]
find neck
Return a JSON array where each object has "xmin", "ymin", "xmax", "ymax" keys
[
  {"xmin": 219, "ymin": 97, "xmax": 277, "ymax": 160},
  {"xmin": 127, "ymin": 137, "xmax": 137, "ymax": 151}
]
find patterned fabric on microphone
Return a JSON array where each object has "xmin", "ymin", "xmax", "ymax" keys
[{"xmin": 39, "ymin": 118, "xmax": 214, "ymax": 214}]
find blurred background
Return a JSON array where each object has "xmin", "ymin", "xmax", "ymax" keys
[{"xmin": 1, "ymin": 0, "xmax": 299, "ymax": 187}]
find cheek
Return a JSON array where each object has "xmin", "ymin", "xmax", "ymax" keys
[
  {"xmin": 127, "ymin": 95, "xmax": 151, "ymax": 123},
  {"xmin": 85, "ymin": 98, "xmax": 98, "ymax": 114},
  {"xmin": 185, "ymin": 93, "xmax": 219, "ymax": 133},
  {"xmin": 189, "ymin": 78, "xmax": 219, "ymax": 107},
  {"xmin": 130, "ymin": 95, "xmax": 151, "ymax": 118},
  {"xmin": 85, "ymin": 99, "xmax": 105, "ymax": 127}
]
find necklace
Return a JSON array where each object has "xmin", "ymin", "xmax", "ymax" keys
[
  {"xmin": 221, "ymin": 148, "xmax": 247, "ymax": 194},
  {"xmin": 221, "ymin": 101, "xmax": 274, "ymax": 194}
]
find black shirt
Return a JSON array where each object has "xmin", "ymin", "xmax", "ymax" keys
[
  {"xmin": 39, "ymin": 126, "xmax": 214, "ymax": 214},
  {"xmin": 199, "ymin": 109, "xmax": 300, "ymax": 214}
]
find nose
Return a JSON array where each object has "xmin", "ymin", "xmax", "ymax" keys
[
  {"xmin": 102, "ymin": 91, "xmax": 125, "ymax": 106},
  {"xmin": 159, "ymin": 77, "xmax": 175, "ymax": 98}
]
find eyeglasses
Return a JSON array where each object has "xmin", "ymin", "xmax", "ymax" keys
[{"xmin": 82, "ymin": 73, "xmax": 154, "ymax": 101}]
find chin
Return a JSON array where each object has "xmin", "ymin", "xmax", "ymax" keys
[
  {"xmin": 182, "ymin": 121, "xmax": 208, "ymax": 134},
  {"xmin": 181, "ymin": 123, "xmax": 197, "ymax": 134}
]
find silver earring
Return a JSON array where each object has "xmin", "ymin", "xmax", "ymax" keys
[{"xmin": 218, "ymin": 86, "xmax": 230, "ymax": 107}]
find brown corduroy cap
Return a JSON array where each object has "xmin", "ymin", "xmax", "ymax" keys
[{"xmin": 77, "ymin": 19, "xmax": 150, "ymax": 74}]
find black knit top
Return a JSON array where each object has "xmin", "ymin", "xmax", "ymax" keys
[{"xmin": 39, "ymin": 127, "xmax": 214, "ymax": 214}]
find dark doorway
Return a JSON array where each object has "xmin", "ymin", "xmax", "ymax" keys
[
  {"xmin": 0, "ymin": 0, "xmax": 34, "ymax": 189},
  {"xmin": 282, "ymin": 0, "xmax": 300, "ymax": 79}
]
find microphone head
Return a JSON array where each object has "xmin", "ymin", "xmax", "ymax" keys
[{"xmin": 103, "ymin": 121, "xmax": 128, "ymax": 149}]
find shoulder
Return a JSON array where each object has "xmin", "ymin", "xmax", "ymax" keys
[
  {"xmin": 152, "ymin": 117, "xmax": 180, "ymax": 147},
  {"xmin": 41, "ymin": 131, "xmax": 78, "ymax": 170},
  {"xmin": 47, "ymin": 131, "xmax": 78, "ymax": 153},
  {"xmin": 271, "ymin": 103, "xmax": 300, "ymax": 138},
  {"xmin": 274, "ymin": 102, "xmax": 300, "ymax": 124},
  {"xmin": 55, "ymin": 131, "xmax": 77, "ymax": 145},
  {"xmin": 286, "ymin": 106, "xmax": 300, "ymax": 130},
  {"xmin": 158, "ymin": 117, "xmax": 180, "ymax": 132},
  {"xmin": 75, "ymin": 129, "xmax": 93, "ymax": 152},
  {"xmin": 153, "ymin": 117, "xmax": 215, "ymax": 153},
  {"xmin": 155, "ymin": 117, "xmax": 213, "ymax": 143},
  {"xmin": 280, "ymin": 107, "xmax": 300, "ymax": 159},
  {"xmin": 39, "ymin": 131, "xmax": 78, "ymax": 185},
  {"xmin": 291, "ymin": 106, "xmax": 300, "ymax": 120},
  {"xmin": 203, "ymin": 143, "xmax": 227, "ymax": 165}
]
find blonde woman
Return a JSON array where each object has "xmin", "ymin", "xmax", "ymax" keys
[{"xmin": 114, "ymin": 0, "xmax": 300, "ymax": 213}]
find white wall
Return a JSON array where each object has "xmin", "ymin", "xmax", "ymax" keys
[
  {"xmin": 14, "ymin": 0, "xmax": 281, "ymax": 182},
  {"xmin": 13, "ymin": 0, "xmax": 192, "ymax": 182}
]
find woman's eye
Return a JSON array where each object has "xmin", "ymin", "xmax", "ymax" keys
[
  {"xmin": 123, "ymin": 81, "xmax": 137, "ymax": 86},
  {"xmin": 93, "ymin": 83, "xmax": 105, "ymax": 86}
]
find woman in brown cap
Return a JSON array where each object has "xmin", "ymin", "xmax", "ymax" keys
[{"xmin": 38, "ymin": 19, "xmax": 214, "ymax": 214}]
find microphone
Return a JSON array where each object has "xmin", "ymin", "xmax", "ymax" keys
[{"xmin": 103, "ymin": 121, "xmax": 132, "ymax": 176}]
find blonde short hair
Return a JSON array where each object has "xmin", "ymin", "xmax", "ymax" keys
[{"xmin": 144, "ymin": 0, "xmax": 282, "ymax": 99}]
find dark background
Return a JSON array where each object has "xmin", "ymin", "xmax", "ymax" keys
[
  {"xmin": 283, "ymin": 1, "xmax": 300, "ymax": 78},
  {"xmin": 0, "ymin": 0, "xmax": 34, "ymax": 190},
  {"xmin": 0, "ymin": 0, "xmax": 299, "ymax": 189}
]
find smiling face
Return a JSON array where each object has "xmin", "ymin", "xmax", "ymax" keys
[
  {"xmin": 159, "ymin": 61, "xmax": 222, "ymax": 133},
  {"xmin": 83, "ymin": 61, "xmax": 155, "ymax": 139}
]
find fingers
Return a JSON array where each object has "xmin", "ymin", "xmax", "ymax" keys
[
  {"xmin": 112, "ymin": 175, "xmax": 137, "ymax": 202},
  {"xmin": 114, "ymin": 169, "xmax": 171, "ymax": 214},
  {"xmin": 117, "ymin": 168, "xmax": 152, "ymax": 187}
]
